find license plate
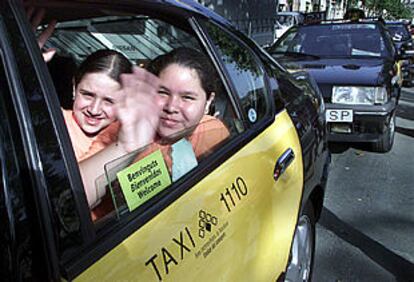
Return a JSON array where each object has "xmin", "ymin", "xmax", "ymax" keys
[{"xmin": 326, "ymin": 109, "xmax": 353, "ymax": 122}]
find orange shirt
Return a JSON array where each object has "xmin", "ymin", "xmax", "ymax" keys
[
  {"xmin": 136, "ymin": 115, "xmax": 230, "ymax": 170},
  {"xmin": 62, "ymin": 109, "xmax": 119, "ymax": 162},
  {"xmin": 90, "ymin": 115, "xmax": 229, "ymax": 221}
]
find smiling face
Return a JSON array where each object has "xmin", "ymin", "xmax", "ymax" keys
[
  {"xmin": 72, "ymin": 72, "xmax": 121, "ymax": 136},
  {"xmin": 157, "ymin": 63, "xmax": 214, "ymax": 141}
]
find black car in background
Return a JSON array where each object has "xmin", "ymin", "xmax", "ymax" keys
[
  {"xmin": 267, "ymin": 19, "xmax": 407, "ymax": 152},
  {"xmin": 386, "ymin": 21, "xmax": 414, "ymax": 87}
]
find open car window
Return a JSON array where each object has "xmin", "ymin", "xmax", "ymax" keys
[
  {"xmin": 41, "ymin": 13, "xmax": 239, "ymax": 229},
  {"xmin": 43, "ymin": 16, "xmax": 199, "ymax": 66},
  {"xmin": 44, "ymin": 15, "xmax": 203, "ymax": 110}
]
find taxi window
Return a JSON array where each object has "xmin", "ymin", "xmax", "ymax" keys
[
  {"xmin": 97, "ymin": 118, "xmax": 231, "ymax": 221},
  {"xmin": 89, "ymin": 122, "xmax": 233, "ymax": 224},
  {"xmin": 43, "ymin": 15, "xmax": 239, "ymax": 227},
  {"xmin": 45, "ymin": 17, "xmax": 199, "ymax": 67},
  {"xmin": 202, "ymin": 21, "xmax": 270, "ymax": 126}
]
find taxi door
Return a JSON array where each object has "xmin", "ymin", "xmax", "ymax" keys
[
  {"xmin": 75, "ymin": 22, "xmax": 304, "ymax": 282},
  {"xmin": 75, "ymin": 114, "xmax": 303, "ymax": 282}
]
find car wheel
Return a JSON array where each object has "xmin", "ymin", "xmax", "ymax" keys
[
  {"xmin": 372, "ymin": 112, "xmax": 396, "ymax": 153},
  {"xmin": 284, "ymin": 202, "xmax": 315, "ymax": 282}
]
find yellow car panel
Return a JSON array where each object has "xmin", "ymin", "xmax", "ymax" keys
[
  {"xmin": 76, "ymin": 110, "xmax": 303, "ymax": 281},
  {"xmin": 396, "ymin": 60, "xmax": 403, "ymax": 87}
]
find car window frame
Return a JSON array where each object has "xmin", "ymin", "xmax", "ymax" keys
[
  {"xmin": 189, "ymin": 18, "xmax": 245, "ymax": 124},
  {"xmin": 0, "ymin": 47, "xmax": 41, "ymax": 280},
  {"xmin": 1, "ymin": 1, "xmax": 66, "ymax": 279},
  {"xmin": 61, "ymin": 15, "xmax": 241, "ymax": 279},
  {"xmin": 196, "ymin": 18, "xmax": 275, "ymax": 130},
  {"xmin": 38, "ymin": 9, "xmax": 269, "ymax": 279},
  {"xmin": 5, "ymin": 1, "xmax": 286, "ymax": 279},
  {"xmin": 2, "ymin": 0, "xmax": 130, "ymax": 278}
]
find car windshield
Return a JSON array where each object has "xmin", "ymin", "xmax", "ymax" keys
[
  {"xmin": 271, "ymin": 23, "xmax": 391, "ymax": 58},
  {"xmin": 387, "ymin": 24, "xmax": 411, "ymax": 41}
]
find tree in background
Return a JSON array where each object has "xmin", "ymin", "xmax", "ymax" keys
[{"xmin": 347, "ymin": 0, "xmax": 412, "ymax": 19}]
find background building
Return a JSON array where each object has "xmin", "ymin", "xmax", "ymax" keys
[
  {"xmin": 278, "ymin": 0, "xmax": 353, "ymax": 19},
  {"xmin": 196, "ymin": 0, "xmax": 278, "ymax": 45}
]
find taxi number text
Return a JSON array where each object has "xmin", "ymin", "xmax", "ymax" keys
[
  {"xmin": 220, "ymin": 176, "xmax": 248, "ymax": 213},
  {"xmin": 326, "ymin": 109, "xmax": 353, "ymax": 122}
]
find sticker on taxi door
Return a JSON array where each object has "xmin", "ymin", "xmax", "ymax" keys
[{"xmin": 117, "ymin": 150, "xmax": 172, "ymax": 212}]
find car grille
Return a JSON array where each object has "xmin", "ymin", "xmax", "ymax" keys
[{"xmin": 329, "ymin": 120, "xmax": 381, "ymax": 134}]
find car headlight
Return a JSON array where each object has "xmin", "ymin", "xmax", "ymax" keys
[{"xmin": 332, "ymin": 86, "xmax": 388, "ymax": 105}]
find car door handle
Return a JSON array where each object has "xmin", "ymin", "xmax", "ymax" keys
[{"xmin": 274, "ymin": 148, "xmax": 295, "ymax": 181}]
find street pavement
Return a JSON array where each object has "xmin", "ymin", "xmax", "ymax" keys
[{"xmin": 312, "ymin": 89, "xmax": 414, "ymax": 282}]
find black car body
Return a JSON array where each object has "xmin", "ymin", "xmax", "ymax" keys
[
  {"xmin": 0, "ymin": 0, "xmax": 330, "ymax": 281},
  {"xmin": 386, "ymin": 21, "xmax": 414, "ymax": 87},
  {"xmin": 267, "ymin": 19, "xmax": 405, "ymax": 152}
]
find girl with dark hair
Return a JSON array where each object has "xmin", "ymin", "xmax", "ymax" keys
[
  {"xmin": 27, "ymin": 9, "xmax": 152, "ymax": 163},
  {"xmin": 95, "ymin": 47, "xmax": 229, "ymax": 168},
  {"xmin": 28, "ymin": 7, "xmax": 164, "ymax": 210},
  {"xmin": 82, "ymin": 47, "xmax": 230, "ymax": 214},
  {"xmin": 62, "ymin": 49, "xmax": 133, "ymax": 161},
  {"xmin": 142, "ymin": 47, "xmax": 229, "ymax": 160}
]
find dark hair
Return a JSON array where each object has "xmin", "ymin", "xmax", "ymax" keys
[
  {"xmin": 48, "ymin": 55, "xmax": 78, "ymax": 109},
  {"xmin": 74, "ymin": 49, "xmax": 133, "ymax": 86},
  {"xmin": 148, "ymin": 47, "xmax": 217, "ymax": 98}
]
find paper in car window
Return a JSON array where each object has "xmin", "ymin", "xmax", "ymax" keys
[
  {"xmin": 332, "ymin": 24, "xmax": 376, "ymax": 30},
  {"xmin": 351, "ymin": 48, "xmax": 380, "ymax": 57},
  {"xmin": 116, "ymin": 150, "xmax": 171, "ymax": 212}
]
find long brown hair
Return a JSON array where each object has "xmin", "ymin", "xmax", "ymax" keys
[{"xmin": 74, "ymin": 49, "xmax": 132, "ymax": 86}]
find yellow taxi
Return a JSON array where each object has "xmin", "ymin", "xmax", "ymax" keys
[{"xmin": 0, "ymin": 0, "xmax": 330, "ymax": 281}]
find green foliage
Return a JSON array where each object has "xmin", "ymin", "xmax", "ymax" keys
[
  {"xmin": 347, "ymin": 0, "xmax": 359, "ymax": 8},
  {"xmin": 363, "ymin": 0, "xmax": 412, "ymax": 19},
  {"xmin": 206, "ymin": 22, "xmax": 260, "ymax": 76}
]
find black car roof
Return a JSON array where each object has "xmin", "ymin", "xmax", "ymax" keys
[{"xmin": 29, "ymin": 0, "xmax": 232, "ymax": 28}]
